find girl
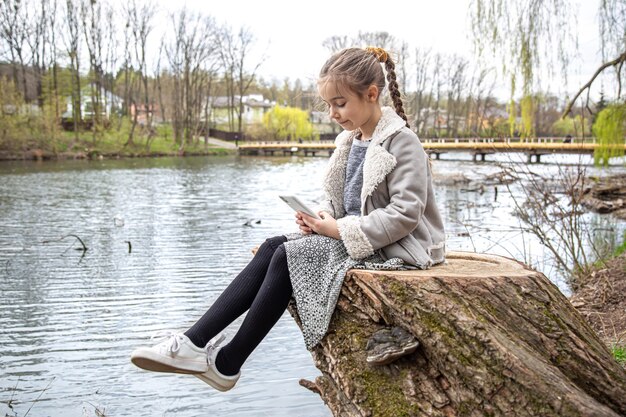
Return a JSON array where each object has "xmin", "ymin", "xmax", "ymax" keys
[{"xmin": 130, "ymin": 46, "xmax": 445, "ymax": 392}]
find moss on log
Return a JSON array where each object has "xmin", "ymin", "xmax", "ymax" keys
[{"xmin": 291, "ymin": 251, "xmax": 626, "ymax": 417}]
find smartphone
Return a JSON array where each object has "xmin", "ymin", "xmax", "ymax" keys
[{"xmin": 279, "ymin": 195, "xmax": 320, "ymax": 219}]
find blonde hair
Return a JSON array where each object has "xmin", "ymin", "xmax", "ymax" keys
[{"xmin": 318, "ymin": 47, "xmax": 409, "ymax": 128}]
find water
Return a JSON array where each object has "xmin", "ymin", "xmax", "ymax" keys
[{"xmin": 0, "ymin": 153, "xmax": 624, "ymax": 417}]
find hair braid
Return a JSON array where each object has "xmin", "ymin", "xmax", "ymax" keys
[
  {"xmin": 320, "ymin": 47, "xmax": 411, "ymax": 129},
  {"xmin": 383, "ymin": 58, "xmax": 410, "ymax": 129}
]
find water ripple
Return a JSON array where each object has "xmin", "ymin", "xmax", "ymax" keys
[{"xmin": 1, "ymin": 155, "xmax": 623, "ymax": 417}]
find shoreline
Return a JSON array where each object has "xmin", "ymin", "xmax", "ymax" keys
[
  {"xmin": 0, "ymin": 148, "xmax": 237, "ymax": 161},
  {"xmin": 0, "ymin": 135, "xmax": 240, "ymax": 161}
]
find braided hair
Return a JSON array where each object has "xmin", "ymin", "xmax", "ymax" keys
[{"xmin": 318, "ymin": 47, "xmax": 410, "ymax": 129}]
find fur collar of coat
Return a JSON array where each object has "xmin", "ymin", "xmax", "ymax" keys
[{"xmin": 322, "ymin": 106, "xmax": 407, "ymax": 218}]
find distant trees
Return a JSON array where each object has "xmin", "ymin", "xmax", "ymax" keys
[
  {"xmin": 0, "ymin": 0, "xmax": 267, "ymax": 149},
  {"xmin": 165, "ymin": 8, "xmax": 220, "ymax": 149},
  {"xmin": 321, "ymin": 31, "xmax": 503, "ymax": 138},
  {"xmin": 2, "ymin": 1, "xmax": 621, "ymax": 148},
  {"xmin": 262, "ymin": 106, "xmax": 315, "ymax": 141},
  {"xmin": 124, "ymin": 0, "xmax": 155, "ymax": 146},
  {"xmin": 219, "ymin": 26, "xmax": 263, "ymax": 136}
]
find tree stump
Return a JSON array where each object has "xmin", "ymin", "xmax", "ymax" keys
[{"xmin": 291, "ymin": 251, "xmax": 626, "ymax": 417}]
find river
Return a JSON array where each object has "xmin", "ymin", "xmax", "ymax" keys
[{"xmin": 0, "ymin": 153, "xmax": 624, "ymax": 417}]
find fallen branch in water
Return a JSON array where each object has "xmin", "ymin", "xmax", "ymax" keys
[{"xmin": 42, "ymin": 234, "xmax": 88, "ymax": 253}]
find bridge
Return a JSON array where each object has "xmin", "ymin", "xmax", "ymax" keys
[{"xmin": 238, "ymin": 138, "xmax": 625, "ymax": 163}]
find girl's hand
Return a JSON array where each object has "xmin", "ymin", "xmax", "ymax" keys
[
  {"xmin": 295, "ymin": 212, "xmax": 313, "ymax": 234},
  {"xmin": 300, "ymin": 211, "xmax": 341, "ymax": 240}
]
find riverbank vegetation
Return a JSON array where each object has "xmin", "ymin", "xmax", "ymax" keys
[
  {"xmin": 1, "ymin": 0, "xmax": 624, "ymax": 161},
  {"xmin": 496, "ymin": 162, "xmax": 626, "ymax": 367}
]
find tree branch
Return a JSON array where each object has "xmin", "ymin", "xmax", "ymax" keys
[
  {"xmin": 562, "ymin": 50, "xmax": 626, "ymax": 119},
  {"xmin": 42, "ymin": 234, "xmax": 88, "ymax": 252}
]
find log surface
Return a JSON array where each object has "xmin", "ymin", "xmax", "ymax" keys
[{"xmin": 293, "ymin": 251, "xmax": 626, "ymax": 417}]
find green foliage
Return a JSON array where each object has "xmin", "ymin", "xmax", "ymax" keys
[
  {"xmin": 520, "ymin": 95, "xmax": 535, "ymax": 139},
  {"xmin": 507, "ymin": 99, "xmax": 517, "ymax": 137},
  {"xmin": 592, "ymin": 103, "xmax": 626, "ymax": 166},
  {"xmin": 42, "ymin": 67, "xmax": 76, "ymax": 99},
  {"xmin": 551, "ymin": 115, "xmax": 591, "ymax": 137},
  {"xmin": 491, "ymin": 118, "xmax": 513, "ymax": 138},
  {"xmin": 613, "ymin": 231, "xmax": 626, "ymax": 257},
  {"xmin": 612, "ymin": 345, "xmax": 626, "ymax": 365},
  {"xmin": 262, "ymin": 106, "xmax": 316, "ymax": 141},
  {"xmin": 0, "ymin": 77, "xmax": 28, "ymax": 149}
]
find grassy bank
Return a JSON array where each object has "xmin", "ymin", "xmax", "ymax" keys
[
  {"xmin": 0, "ymin": 120, "xmax": 237, "ymax": 160},
  {"xmin": 571, "ymin": 241, "xmax": 626, "ymax": 369}
]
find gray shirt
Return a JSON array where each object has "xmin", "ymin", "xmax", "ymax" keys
[{"xmin": 343, "ymin": 139, "xmax": 370, "ymax": 216}]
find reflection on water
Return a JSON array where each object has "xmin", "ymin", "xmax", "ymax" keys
[{"xmin": 0, "ymin": 153, "xmax": 623, "ymax": 416}]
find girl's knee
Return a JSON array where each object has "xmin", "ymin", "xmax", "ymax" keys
[
  {"xmin": 263, "ymin": 235, "xmax": 288, "ymax": 252},
  {"xmin": 272, "ymin": 243, "xmax": 287, "ymax": 264}
]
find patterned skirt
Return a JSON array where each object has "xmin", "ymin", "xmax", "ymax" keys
[{"xmin": 283, "ymin": 233, "xmax": 405, "ymax": 350}]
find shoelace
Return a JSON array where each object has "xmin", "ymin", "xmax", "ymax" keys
[
  {"xmin": 204, "ymin": 334, "xmax": 226, "ymax": 366},
  {"xmin": 151, "ymin": 331, "xmax": 185, "ymax": 354}
]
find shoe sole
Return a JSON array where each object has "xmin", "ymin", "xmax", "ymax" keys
[
  {"xmin": 193, "ymin": 373, "xmax": 236, "ymax": 392},
  {"xmin": 131, "ymin": 349, "xmax": 206, "ymax": 374}
]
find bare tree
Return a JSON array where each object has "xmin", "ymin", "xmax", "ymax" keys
[
  {"xmin": 396, "ymin": 41, "xmax": 410, "ymax": 98},
  {"xmin": 219, "ymin": 25, "xmax": 263, "ymax": 141},
  {"xmin": 81, "ymin": 0, "xmax": 105, "ymax": 143},
  {"xmin": 322, "ymin": 32, "xmax": 397, "ymax": 55},
  {"xmin": 124, "ymin": 0, "xmax": 156, "ymax": 146},
  {"xmin": 446, "ymin": 55, "xmax": 469, "ymax": 136},
  {"xmin": 467, "ymin": 67, "xmax": 496, "ymax": 135},
  {"xmin": 166, "ymin": 8, "xmax": 218, "ymax": 149},
  {"xmin": 564, "ymin": 0, "xmax": 626, "ymax": 114},
  {"xmin": 0, "ymin": 0, "xmax": 30, "ymax": 99},
  {"xmin": 413, "ymin": 48, "xmax": 433, "ymax": 136},
  {"xmin": 29, "ymin": 0, "xmax": 50, "ymax": 108},
  {"xmin": 154, "ymin": 38, "xmax": 167, "ymax": 127},
  {"xmin": 62, "ymin": 0, "xmax": 82, "ymax": 139},
  {"xmin": 47, "ymin": 0, "xmax": 61, "ymax": 120},
  {"xmin": 355, "ymin": 31, "xmax": 396, "ymax": 51},
  {"xmin": 501, "ymin": 161, "xmax": 607, "ymax": 283},
  {"xmin": 432, "ymin": 53, "xmax": 444, "ymax": 137},
  {"xmin": 219, "ymin": 25, "xmax": 236, "ymax": 131},
  {"xmin": 322, "ymin": 35, "xmax": 349, "ymax": 53},
  {"xmin": 101, "ymin": 4, "xmax": 118, "ymax": 126}
]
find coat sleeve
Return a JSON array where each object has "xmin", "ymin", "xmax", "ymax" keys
[
  {"xmin": 315, "ymin": 199, "xmax": 336, "ymax": 218},
  {"xmin": 336, "ymin": 131, "xmax": 429, "ymax": 259}
]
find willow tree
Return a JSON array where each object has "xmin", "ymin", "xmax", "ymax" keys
[
  {"xmin": 470, "ymin": 0, "xmax": 625, "ymax": 147},
  {"xmin": 470, "ymin": 0, "xmax": 576, "ymax": 139},
  {"xmin": 593, "ymin": 103, "xmax": 626, "ymax": 165}
]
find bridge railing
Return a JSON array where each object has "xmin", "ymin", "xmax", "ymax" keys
[
  {"xmin": 420, "ymin": 137, "xmax": 597, "ymax": 144},
  {"xmin": 239, "ymin": 137, "xmax": 597, "ymax": 146}
]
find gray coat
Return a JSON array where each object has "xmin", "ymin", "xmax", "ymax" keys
[{"xmin": 318, "ymin": 107, "xmax": 446, "ymax": 268}]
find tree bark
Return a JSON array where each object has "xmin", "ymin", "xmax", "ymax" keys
[{"xmin": 291, "ymin": 251, "xmax": 626, "ymax": 417}]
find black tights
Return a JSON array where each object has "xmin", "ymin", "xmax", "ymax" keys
[{"xmin": 185, "ymin": 235, "xmax": 291, "ymax": 376}]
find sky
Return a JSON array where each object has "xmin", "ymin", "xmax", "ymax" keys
[{"xmin": 152, "ymin": 0, "xmax": 607, "ymax": 101}]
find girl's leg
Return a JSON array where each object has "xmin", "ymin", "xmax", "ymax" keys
[
  {"xmin": 184, "ymin": 235, "xmax": 288, "ymax": 348},
  {"xmin": 214, "ymin": 243, "xmax": 292, "ymax": 376}
]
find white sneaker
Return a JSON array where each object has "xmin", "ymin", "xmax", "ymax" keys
[
  {"xmin": 194, "ymin": 335, "xmax": 240, "ymax": 391},
  {"xmin": 131, "ymin": 332, "xmax": 208, "ymax": 374}
]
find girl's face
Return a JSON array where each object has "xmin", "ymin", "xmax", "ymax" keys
[{"xmin": 318, "ymin": 79, "xmax": 381, "ymax": 137}]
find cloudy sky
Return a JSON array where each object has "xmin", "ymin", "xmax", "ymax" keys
[{"xmin": 153, "ymin": 0, "xmax": 606, "ymax": 100}]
